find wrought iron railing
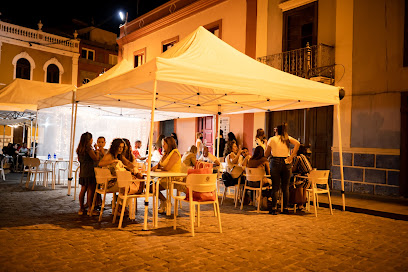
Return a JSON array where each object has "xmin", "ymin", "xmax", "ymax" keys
[{"xmin": 258, "ymin": 43, "xmax": 335, "ymax": 84}]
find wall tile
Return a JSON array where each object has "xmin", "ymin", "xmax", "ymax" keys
[
  {"xmin": 354, "ymin": 153, "xmax": 375, "ymax": 167},
  {"xmin": 333, "ymin": 152, "xmax": 352, "ymax": 166},
  {"xmin": 332, "ymin": 179, "xmax": 352, "ymax": 192},
  {"xmin": 364, "ymin": 169, "xmax": 386, "ymax": 184},
  {"xmin": 375, "ymin": 185, "xmax": 399, "ymax": 196},
  {"xmin": 344, "ymin": 167, "xmax": 364, "ymax": 182},
  {"xmin": 376, "ymin": 155, "xmax": 400, "ymax": 170},
  {"xmin": 387, "ymin": 171, "xmax": 400, "ymax": 186},
  {"xmin": 353, "ymin": 183, "xmax": 374, "ymax": 194}
]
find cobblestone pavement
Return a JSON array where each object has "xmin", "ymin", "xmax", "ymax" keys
[{"xmin": 1, "ymin": 173, "xmax": 408, "ymax": 271}]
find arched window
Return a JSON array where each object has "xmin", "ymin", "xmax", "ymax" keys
[
  {"xmin": 46, "ymin": 64, "xmax": 60, "ymax": 83},
  {"xmin": 16, "ymin": 58, "xmax": 31, "ymax": 80}
]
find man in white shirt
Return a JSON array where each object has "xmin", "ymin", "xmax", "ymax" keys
[{"xmin": 198, "ymin": 146, "xmax": 220, "ymax": 166}]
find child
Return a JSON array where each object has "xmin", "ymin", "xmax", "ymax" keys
[
  {"xmin": 94, "ymin": 136, "xmax": 108, "ymax": 163},
  {"xmin": 77, "ymin": 132, "xmax": 99, "ymax": 216}
]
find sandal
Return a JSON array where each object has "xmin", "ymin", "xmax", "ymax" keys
[{"xmin": 87, "ymin": 210, "xmax": 99, "ymax": 216}]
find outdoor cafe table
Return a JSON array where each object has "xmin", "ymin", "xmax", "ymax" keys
[
  {"xmin": 149, "ymin": 171, "xmax": 187, "ymax": 228},
  {"xmin": 37, "ymin": 157, "xmax": 71, "ymax": 189}
]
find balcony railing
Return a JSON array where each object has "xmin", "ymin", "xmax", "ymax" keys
[
  {"xmin": 258, "ymin": 43, "xmax": 335, "ymax": 84},
  {"xmin": 0, "ymin": 21, "xmax": 80, "ymax": 53}
]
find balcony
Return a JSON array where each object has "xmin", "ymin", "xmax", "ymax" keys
[
  {"xmin": 258, "ymin": 43, "xmax": 335, "ymax": 85},
  {"xmin": 0, "ymin": 21, "xmax": 80, "ymax": 53}
]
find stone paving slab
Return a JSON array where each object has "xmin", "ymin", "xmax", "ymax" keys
[{"xmin": 0, "ymin": 173, "xmax": 408, "ymax": 271}]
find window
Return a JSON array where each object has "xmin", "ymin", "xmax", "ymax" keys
[
  {"xmin": 109, "ymin": 54, "xmax": 118, "ymax": 65},
  {"xmin": 204, "ymin": 20, "xmax": 222, "ymax": 39},
  {"xmin": 46, "ymin": 64, "xmax": 60, "ymax": 83},
  {"xmin": 283, "ymin": 2, "xmax": 318, "ymax": 51},
  {"xmin": 162, "ymin": 36, "xmax": 179, "ymax": 52},
  {"xmin": 134, "ymin": 48, "xmax": 146, "ymax": 68},
  {"xmin": 81, "ymin": 48, "xmax": 95, "ymax": 61},
  {"xmin": 16, "ymin": 58, "xmax": 31, "ymax": 80}
]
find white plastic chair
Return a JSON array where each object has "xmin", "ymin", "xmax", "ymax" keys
[
  {"xmin": 24, "ymin": 158, "xmax": 52, "ymax": 190},
  {"xmin": 240, "ymin": 168, "xmax": 271, "ymax": 213},
  {"xmin": 0, "ymin": 156, "xmax": 6, "ymax": 181},
  {"xmin": 113, "ymin": 171, "xmax": 156, "ymax": 229},
  {"xmin": 221, "ymin": 166, "xmax": 244, "ymax": 207},
  {"xmin": 172, "ymin": 173, "xmax": 222, "ymax": 237},
  {"xmin": 306, "ymin": 170, "xmax": 333, "ymax": 217},
  {"xmin": 20, "ymin": 157, "xmax": 31, "ymax": 185},
  {"xmin": 90, "ymin": 168, "xmax": 118, "ymax": 222}
]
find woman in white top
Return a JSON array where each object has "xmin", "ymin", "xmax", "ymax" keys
[
  {"xmin": 224, "ymin": 140, "xmax": 242, "ymax": 172},
  {"xmin": 265, "ymin": 123, "xmax": 300, "ymax": 215},
  {"xmin": 195, "ymin": 132, "xmax": 204, "ymax": 159}
]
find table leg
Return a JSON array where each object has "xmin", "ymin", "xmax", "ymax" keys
[
  {"xmin": 166, "ymin": 177, "xmax": 171, "ymax": 216},
  {"xmin": 155, "ymin": 179, "xmax": 159, "ymax": 228}
]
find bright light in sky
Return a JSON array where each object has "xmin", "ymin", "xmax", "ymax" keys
[{"xmin": 119, "ymin": 11, "xmax": 125, "ymax": 22}]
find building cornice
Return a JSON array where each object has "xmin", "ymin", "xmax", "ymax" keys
[
  {"xmin": 0, "ymin": 36, "xmax": 80, "ymax": 58},
  {"xmin": 278, "ymin": 0, "xmax": 317, "ymax": 12},
  {"xmin": 117, "ymin": 0, "xmax": 226, "ymax": 46}
]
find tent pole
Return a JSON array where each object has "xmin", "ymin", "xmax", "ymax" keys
[
  {"xmin": 67, "ymin": 90, "xmax": 77, "ymax": 196},
  {"xmin": 216, "ymin": 110, "xmax": 221, "ymax": 159},
  {"xmin": 2, "ymin": 125, "xmax": 5, "ymax": 150},
  {"xmin": 22, "ymin": 123, "xmax": 25, "ymax": 144},
  {"xmin": 144, "ymin": 80, "xmax": 157, "ymax": 231},
  {"xmin": 32, "ymin": 110, "xmax": 38, "ymax": 158},
  {"xmin": 335, "ymin": 104, "xmax": 345, "ymax": 211}
]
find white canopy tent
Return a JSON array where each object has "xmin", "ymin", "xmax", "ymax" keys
[{"xmin": 39, "ymin": 26, "xmax": 346, "ymax": 230}]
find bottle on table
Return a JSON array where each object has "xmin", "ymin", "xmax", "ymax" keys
[{"xmin": 48, "ymin": 153, "xmax": 51, "ymax": 160}]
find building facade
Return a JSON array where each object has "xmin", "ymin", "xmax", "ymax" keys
[
  {"xmin": 117, "ymin": 0, "xmax": 407, "ymax": 197},
  {"xmin": 0, "ymin": 20, "xmax": 80, "ymax": 148}
]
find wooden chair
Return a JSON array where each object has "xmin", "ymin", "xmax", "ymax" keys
[
  {"xmin": 306, "ymin": 170, "xmax": 333, "ymax": 217},
  {"xmin": 25, "ymin": 158, "xmax": 52, "ymax": 190},
  {"xmin": 90, "ymin": 168, "xmax": 118, "ymax": 222},
  {"xmin": 113, "ymin": 171, "xmax": 156, "ymax": 229},
  {"xmin": 240, "ymin": 167, "xmax": 270, "ymax": 213},
  {"xmin": 172, "ymin": 173, "xmax": 222, "ymax": 237}
]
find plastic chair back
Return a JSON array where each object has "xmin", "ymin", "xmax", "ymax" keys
[
  {"xmin": 186, "ymin": 174, "xmax": 217, "ymax": 193},
  {"xmin": 245, "ymin": 167, "xmax": 266, "ymax": 182},
  {"xmin": 116, "ymin": 171, "xmax": 133, "ymax": 189},
  {"xmin": 31, "ymin": 158, "xmax": 41, "ymax": 168},
  {"xmin": 308, "ymin": 170, "xmax": 330, "ymax": 185},
  {"xmin": 94, "ymin": 168, "xmax": 111, "ymax": 184}
]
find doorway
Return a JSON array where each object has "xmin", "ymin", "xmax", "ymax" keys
[
  {"xmin": 400, "ymin": 92, "xmax": 408, "ymax": 197},
  {"xmin": 197, "ymin": 116, "xmax": 214, "ymax": 153},
  {"xmin": 265, "ymin": 106, "xmax": 333, "ymax": 170}
]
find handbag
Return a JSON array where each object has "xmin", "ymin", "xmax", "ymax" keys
[{"xmin": 289, "ymin": 186, "xmax": 307, "ymax": 205}]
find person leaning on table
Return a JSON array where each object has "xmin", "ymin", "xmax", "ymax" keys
[
  {"xmin": 181, "ymin": 145, "xmax": 197, "ymax": 167},
  {"xmin": 264, "ymin": 123, "xmax": 300, "ymax": 215},
  {"xmin": 151, "ymin": 136, "xmax": 182, "ymax": 214}
]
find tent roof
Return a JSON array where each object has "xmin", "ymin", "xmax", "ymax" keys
[
  {"xmin": 40, "ymin": 26, "xmax": 341, "ymax": 114},
  {"xmin": 0, "ymin": 79, "xmax": 74, "ymax": 112}
]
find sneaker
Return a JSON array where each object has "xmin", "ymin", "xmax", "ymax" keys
[{"xmin": 87, "ymin": 210, "xmax": 99, "ymax": 216}]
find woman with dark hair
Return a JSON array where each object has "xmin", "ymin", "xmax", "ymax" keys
[
  {"xmin": 227, "ymin": 132, "xmax": 237, "ymax": 145},
  {"xmin": 152, "ymin": 136, "xmax": 182, "ymax": 213},
  {"xmin": 224, "ymin": 140, "xmax": 242, "ymax": 172},
  {"xmin": 77, "ymin": 132, "xmax": 98, "ymax": 215},
  {"xmin": 171, "ymin": 132, "xmax": 178, "ymax": 146},
  {"xmin": 99, "ymin": 138, "xmax": 143, "ymax": 193},
  {"xmin": 255, "ymin": 128, "xmax": 267, "ymax": 150},
  {"xmin": 122, "ymin": 138, "xmax": 135, "ymax": 164},
  {"xmin": 265, "ymin": 123, "xmax": 300, "ymax": 215}
]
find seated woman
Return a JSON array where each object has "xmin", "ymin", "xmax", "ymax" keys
[
  {"xmin": 99, "ymin": 138, "xmax": 143, "ymax": 194},
  {"xmin": 181, "ymin": 145, "xmax": 197, "ymax": 168},
  {"xmin": 247, "ymin": 146, "xmax": 271, "ymax": 187},
  {"xmin": 224, "ymin": 140, "xmax": 242, "ymax": 172},
  {"xmin": 151, "ymin": 136, "xmax": 182, "ymax": 213}
]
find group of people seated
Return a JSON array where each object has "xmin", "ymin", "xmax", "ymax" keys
[
  {"xmin": 1, "ymin": 142, "xmax": 31, "ymax": 172},
  {"xmin": 76, "ymin": 123, "xmax": 312, "ymax": 217}
]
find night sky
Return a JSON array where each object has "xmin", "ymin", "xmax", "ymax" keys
[{"xmin": 0, "ymin": 0, "xmax": 169, "ymax": 36}]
